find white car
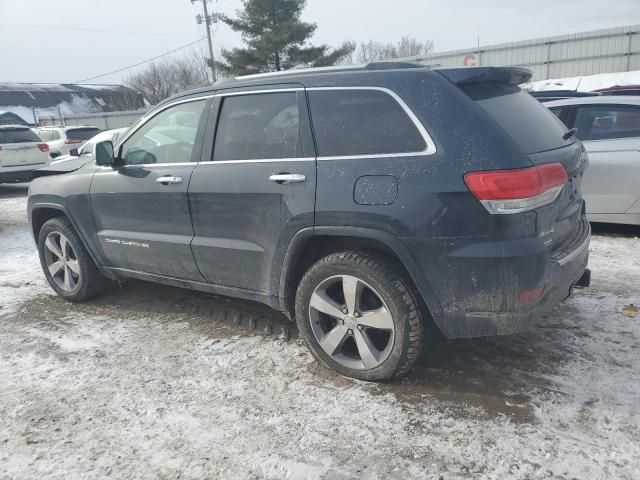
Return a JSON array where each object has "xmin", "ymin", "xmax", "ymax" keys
[
  {"xmin": 0, "ymin": 125, "xmax": 50, "ymax": 183},
  {"xmin": 35, "ymin": 126, "xmax": 102, "ymax": 158},
  {"xmin": 546, "ymin": 96, "xmax": 640, "ymax": 225},
  {"xmin": 49, "ymin": 128, "xmax": 129, "ymax": 165}
]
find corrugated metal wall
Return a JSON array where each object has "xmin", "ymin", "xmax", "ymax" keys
[
  {"xmin": 54, "ymin": 108, "xmax": 148, "ymax": 130},
  {"xmin": 412, "ymin": 24, "xmax": 639, "ymax": 81}
]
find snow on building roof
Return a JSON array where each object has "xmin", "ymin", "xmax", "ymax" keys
[
  {"xmin": 526, "ymin": 70, "xmax": 640, "ymax": 92},
  {"xmin": 0, "ymin": 83, "xmax": 147, "ymax": 125}
]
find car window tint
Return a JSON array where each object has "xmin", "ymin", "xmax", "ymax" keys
[
  {"xmin": 0, "ymin": 128, "xmax": 41, "ymax": 144},
  {"xmin": 120, "ymin": 100, "xmax": 206, "ymax": 165},
  {"xmin": 549, "ymin": 107, "xmax": 566, "ymax": 121},
  {"xmin": 308, "ymin": 89, "xmax": 426, "ymax": 157},
  {"xmin": 66, "ymin": 128, "xmax": 102, "ymax": 141},
  {"xmin": 574, "ymin": 105, "xmax": 640, "ymax": 141},
  {"xmin": 214, "ymin": 92, "xmax": 302, "ymax": 160}
]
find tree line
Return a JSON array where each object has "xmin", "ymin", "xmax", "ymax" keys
[{"xmin": 126, "ymin": 0, "xmax": 433, "ymax": 105}]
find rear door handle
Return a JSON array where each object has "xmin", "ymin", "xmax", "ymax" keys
[
  {"xmin": 269, "ymin": 173, "xmax": 306, "ymax": 184},
  {"xmin": 156, "ymin": 176, "xmax": 183, "ymax": 185}
]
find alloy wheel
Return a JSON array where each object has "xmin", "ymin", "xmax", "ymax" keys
[
  {"xmin": 309, "ymin": 274, "xmax": 395, "ymax": 370},
  {"xmin": 43, "ymin": 231, "xmax": 80, "ymax": 292}
]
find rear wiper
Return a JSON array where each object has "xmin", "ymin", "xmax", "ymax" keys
[{"xmin": 563, "ymin": 127, "xmax": 578, "ymax": 140}]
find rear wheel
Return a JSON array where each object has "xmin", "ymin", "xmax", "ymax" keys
[
  {"xmin": 37, "ymin": 217, "xmax": 108, "ymax": 302},
  {"xmin": 295, "ymin": 251, "xmax": 425, "ymax": 381}
]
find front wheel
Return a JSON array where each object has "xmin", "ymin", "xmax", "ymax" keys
[
  {"xmin": 37, "ymin": 217, "xmax": 108, "ymax": 302},
  {"xmin": 295, "ymin": 251, "xmax": 425, "ymax": 381}
]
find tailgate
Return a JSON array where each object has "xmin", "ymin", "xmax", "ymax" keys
[{"xmin": 0, "ymin": 143, "xmax": 47, "ymax": 167}]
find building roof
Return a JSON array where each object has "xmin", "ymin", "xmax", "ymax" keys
[{"xmin": 0, "ymin": 83, "xmax": 147, "ymax": 125}]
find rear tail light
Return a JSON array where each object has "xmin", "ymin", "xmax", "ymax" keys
[
  {"xmin": 37, "ymin": 143, "xmax": 49, "ymax": 152},
  {"xmin": 464, "ymin": 163, "xmax": 567, "ymax": 214},
  {"xmin": 65, "ymin": 138, "xmax": 82, "ymax": 144},
  {"xmin": 519, "ymin": 286, "xmax": 544, "ymax": 303}
]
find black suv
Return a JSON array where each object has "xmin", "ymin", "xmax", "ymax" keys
[{"xmin": 28, "ymin": 63, "xmax": 590, "ymax": 381}]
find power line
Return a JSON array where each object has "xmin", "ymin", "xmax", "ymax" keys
[
  {"xmin": 73, "ymin": 37, "xmax": 207, "ymax": 84},
  {"xmin": 0, "ymin": 23, "xmax": 193, "ymax": 38}
]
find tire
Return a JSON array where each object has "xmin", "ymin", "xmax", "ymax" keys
[
  {"xmin": 295, "ymin": 251, "xmax": 425, "ymax": 381},
  {"xmin": 37, "ymin": 216, "xmax": 109, "ymax": 302}
]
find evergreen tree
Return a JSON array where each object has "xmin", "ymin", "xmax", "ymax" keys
[{"xmin": 218, "ymin": 0, "xmax": 354, "ymax": 76}]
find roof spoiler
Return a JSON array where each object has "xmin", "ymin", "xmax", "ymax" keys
[{"xmin": 437, "ymin": 67, "xmax": 532, "ymax": 86}]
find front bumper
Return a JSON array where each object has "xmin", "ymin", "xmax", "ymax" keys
[{"xmin": 424, "ymin": 218, "xmax": 591, "ymax": 338}]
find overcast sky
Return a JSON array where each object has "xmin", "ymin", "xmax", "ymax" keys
[{"xmin": 0, "ymin": 0, "xmax": 639, "ymax": 85}]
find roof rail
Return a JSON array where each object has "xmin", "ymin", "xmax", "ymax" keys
[{"xmin": 233, "ymin": 61, "xmax": 431, "ymax": 81}]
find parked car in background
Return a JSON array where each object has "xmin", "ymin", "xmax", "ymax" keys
[
  {"xmin": 36, "ymin": 126, "xmax": 102, "ymax": 158},
  {"xmin": 546, "ymin": 96, "xmax": 640, "ymax": 225},
  {"xmin": 530, "ymin": 90, "xmax": 601, "ymax": 103},
  {"xmin": 28, "ymin": 63, "xmax": 591, "ymax": 381},
  {"xmin": 49, "ymin": 128, "xmax": 128, "ymax": 165},
  {"xmin": 0, "ymin": 125, "xmax": 49, "ymax": 183}
]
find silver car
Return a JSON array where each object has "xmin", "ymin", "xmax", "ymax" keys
[{"xmin": 546, "ymin": 96, "xmax": 640, "ymax": 225}]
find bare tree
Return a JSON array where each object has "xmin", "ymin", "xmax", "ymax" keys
[
  {"xmin": 125, "ymin": 50, "xmax": 209, "ymax": 105},
  {"xmin": 342, "ymin": 36, "xmax": 434, "ymax": 65}
]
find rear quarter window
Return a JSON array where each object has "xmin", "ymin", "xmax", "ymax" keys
[
  {"xmin": 308, "ymin": 89, "xmax": 426, "ymax": 157},
  {"xmin": 0, "ymin": 128, "xmax": 42, "ymax": 144},
  {"xmin": 461, "ymin": 83, "xmax": 572, "ymax": 154}
]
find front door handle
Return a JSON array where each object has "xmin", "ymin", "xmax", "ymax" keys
[
  {"xmin": 269, "ymin": 173, "xmax": 306, "ymax": 184},
  {"xmin": 156, "ymin": 176, "xmax": 183, "ymax": 185}
]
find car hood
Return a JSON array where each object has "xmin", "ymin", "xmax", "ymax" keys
[{"xmin": 33, "ymin": 156, "xmax": 93, "ymax": 177}]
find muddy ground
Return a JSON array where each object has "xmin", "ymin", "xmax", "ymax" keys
[{"xmin": 0, "ymin": 183, "xmax": 638, "ymax": 479}]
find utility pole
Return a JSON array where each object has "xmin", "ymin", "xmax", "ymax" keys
[{"xmin": 192, "ymin": 0, "xmax": 218, "ymax": 83}]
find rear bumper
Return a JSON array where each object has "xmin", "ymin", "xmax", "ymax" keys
[
  {"xmin": 0, "ymin": 169, "xmax": 37, "ymax": 183},
  {"xmin": 416, "ymin": 218, "xmax": 591, "ymax": 338}
]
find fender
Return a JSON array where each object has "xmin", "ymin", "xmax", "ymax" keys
[
  {"xmin": 278, "ymin": 225, "xmax": 445, "ymax": 324},
  {"xmin": 29, "ymin": 200, "xmax": 118, "ymax": 280}
]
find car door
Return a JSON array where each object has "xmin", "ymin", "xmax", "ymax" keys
[
  {"xmin": 90, "ymin": 96, "xmax": 211, "ymax": 281},
  {"xmin": 573, "ymin": 104, "xmax": 640, "ymax": 214},
  {"xmin": 188, "ymin": 86, "xmax": 316, "ymax": 297}
]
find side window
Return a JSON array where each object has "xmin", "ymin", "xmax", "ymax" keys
[
  {"xmin": 50, "ymin": 130, "xmax": 61, "ymax": 141},
  {"xmin": 214, "ymin": 92, "xmax": 301, "ymax": 160},
  {"xmin": 549, "ymin": 107, "xmax": 567, "ymax": 124},
  {"xmin": 120, "ymin": 99, "xmax": 206, "ymax": 165},
  {"xmin": 308, "ymin": 89, "xmax": 426, "ymax": 157},
  {"xmin": 574, "ymin": 105, "xmax": 640, "ymax": 141}
]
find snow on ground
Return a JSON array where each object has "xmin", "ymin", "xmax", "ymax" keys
[
  {"xmin": 0, "ymin": 186, "xmax": 49, "ymax": 311},
  {"xmin": 0, "ymin": 185, "xmax": 639, "ymax": 479},
  {"xmin": 526, "ymin": 69, "xmax": 640, "ymax": 92}
]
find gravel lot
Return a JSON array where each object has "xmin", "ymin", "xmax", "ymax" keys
[{"xmin": 1, "ymin": 183, "xmax": 639, "ymax": 479}]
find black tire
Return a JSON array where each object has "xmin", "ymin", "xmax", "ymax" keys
[
  {"xmin": 37, "ymin": 216, "xmax": 109, "ymax": 302},
  {"xmin": 295, "ymin": 251, "xmax": 425, "ymax": 381}
]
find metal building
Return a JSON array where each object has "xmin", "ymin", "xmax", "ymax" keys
[{"xmin": 412, "ymin": 24, "xmax": 639, "ymax": 81}]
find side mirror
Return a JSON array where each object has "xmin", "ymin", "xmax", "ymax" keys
[
  {"xmin": 95, "ymin": 141, "xmax": 115, "ymax": 166},
  {"xmin": 69, "ymin": 148, "xmax": 79, "ymax": 157}
]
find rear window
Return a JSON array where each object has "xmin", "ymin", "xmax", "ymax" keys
[
  {"xmin": 0, "ymin": 128, "xmax": 41, "ymax": 144},
  {"xmin": 308, "ymin": 89, "xmax": 426, "ymax": 157},
  {"xmin": 66, "ymin": 127, "xmax": 101, "ymax": 141},
  {"xmin": 461, "ymin": 83, "xmax": 573, "ymax": 154}
]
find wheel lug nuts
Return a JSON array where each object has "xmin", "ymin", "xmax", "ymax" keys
[
  {"xmin": 357, "ymin": 325, "xmax": 363, "ymax": 330},
  {"xmin": 342, "ymin": 308, "xmax": 348, "ymax": 314},
  {"xmin": 347, "ymin": 329, "xmax": 353, "ymax": 335},
  {"xmin": 339, "ymin": 319, "xmax": 344, "ymax": 325},
  {"xmin": 354, "ymin": 311, "xmax": 360, "ymax": 318}
]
